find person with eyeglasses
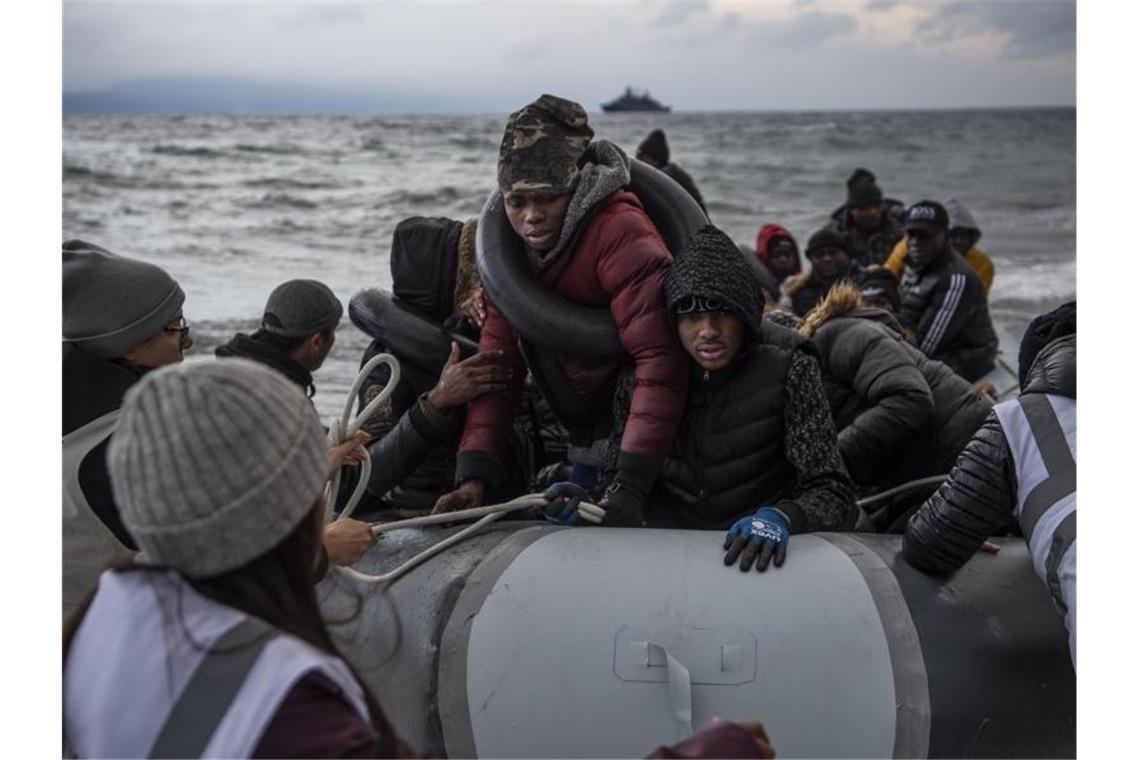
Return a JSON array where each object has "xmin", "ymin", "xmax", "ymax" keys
[
  {"xmin": 559, "ymin": 226, "xmax": 857, "ymax": 572},
  {"xmin": 63, "ymin": 239, "xmax": 194, "ymax": 617}
]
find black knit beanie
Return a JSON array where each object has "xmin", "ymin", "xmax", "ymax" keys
[
  {"xmin": 805, "ymin": 227, "xmax": 849, "ymax": 256},
  {"xmin": 637, "ymin": 129, "xmax": 670, "ymax": 166},
  {"xmin": 846, "ymin": 167, "xmax": 884, "ymax": 208},
  {"xmin": 1018, "ymin": 301, "xmax": 1076, "ymax": 389},
  {"xmin": 857, "ymin": 266, "xmax": 901, "ymax": 311},
  {"xmin": 665, "ymin": 225, "xmax": 761, "ymax": 336}
]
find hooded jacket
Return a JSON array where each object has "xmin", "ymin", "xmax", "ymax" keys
[
  {"xmin": 457, "ymin": 141, "xmax": 689, "ymax": 493},
  {"xmin": 755, "ymin": 224, "xmax": 803, "ymax": 279},
  {"xmin": 800, "ymin": 283, "xmax": 992, "ymax": 489},
  {"xmin": 607, "ymin": 226, "xmax": 856, "ymax": 533},
  {"xmin": 903, "ymin": 333, "xmax": 1076, "ymax": 579}
]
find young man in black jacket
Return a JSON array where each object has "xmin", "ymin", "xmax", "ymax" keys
[
  {"xmin": 549, "ymin": 226, "xmax": 856, "ymax": 573},
  {"xmin": 897, "ymin": 200, "xmax": 998, "ymax": 381}
]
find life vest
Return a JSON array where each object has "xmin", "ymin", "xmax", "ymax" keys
[
  {"xmin": 994, "ymin": 393, "xmax": 1076, "ymax": 663},
  {"xmin": 62, "ymin": 410, "xmax": 132, "ymax": 617},
  {"xmin": 64, "ymin": 570, "xmax": 370, "ymax": 758}
]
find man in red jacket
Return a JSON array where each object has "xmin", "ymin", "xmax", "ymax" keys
[{"xmin": 433, "ymin": 94, "xmax": 689, "ymax": 526}]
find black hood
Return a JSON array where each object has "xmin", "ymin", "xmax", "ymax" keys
[
  {"xmin": 390, "ymin": 216, "xmax": 463, "ymax": 323},
  {"xmin": 847, "ymin": 305, "xmax": 906, "ymax": 336},
  {"xmin": 215, "ymin": 331, "xmax": 314, "ymax": 397},
  {"xmin": 1023, "ymin": 334, "xmax": 1075, "ymax": 399}
]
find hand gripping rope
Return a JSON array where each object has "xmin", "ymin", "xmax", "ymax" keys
[{"xmin": 324, "ymin": 352, "xmax": 600, "ymax": 585}]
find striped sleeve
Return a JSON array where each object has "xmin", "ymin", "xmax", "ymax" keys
[{"xmin": 919, "ymin": 273, "xmax": 967, "ymax": 356}]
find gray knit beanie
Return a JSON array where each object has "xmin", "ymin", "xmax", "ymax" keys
[
  {"xmin": 63, "ymin": 239, "xmax": 185, "ymax": 359},
  {"xmin": 262, "ymin": 279, "xmax": 343, "ymax": 337},
  {"xmin": 108, "ymin": 357, "xmax": 328, "ymax": 578}
]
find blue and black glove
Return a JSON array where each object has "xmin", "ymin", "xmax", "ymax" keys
[
  {"xmin": 538, "ymin": 481, "xmax": 591, "ymax": 525},
  {"xmin": 723, "ymin": 507, "xmax": 791, "ymax": 572}
]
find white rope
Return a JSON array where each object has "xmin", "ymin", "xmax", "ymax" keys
[
  {"xmin": 340, "ymin": 493, "xmax": 602, "ymax": 585},
  {"xmin": 324, "ymin": 353, "xmax": 400, "ymax": 523}
]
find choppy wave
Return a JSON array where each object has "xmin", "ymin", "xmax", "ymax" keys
[
  {"xmin": 240, "ymin": 193, "xmax": 319, "ymax": 210},
  {"xmin": 150, "ymin": 144, "xmax": 226, "ymax": 158},
  {"xmin": 241, "ymin": 177, "xmax": 346, "ymax": 190},
  {"xmin": 234, "ymin": 143, "xmax": 304, "ymax": 155}
]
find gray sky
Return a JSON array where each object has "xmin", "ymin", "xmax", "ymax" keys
[{"xmin": 63, "ymin": 0, "xmax": 1075, "ymax": 112}]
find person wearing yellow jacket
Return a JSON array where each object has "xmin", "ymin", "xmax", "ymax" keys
[{"xmin": 885, "ymin": 198, "xmax": 995, "ymax": 294}]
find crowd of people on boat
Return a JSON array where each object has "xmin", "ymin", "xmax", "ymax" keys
[{"xmin": 61, "ymin": 92, "xmax": 1075, "ymax": 757}]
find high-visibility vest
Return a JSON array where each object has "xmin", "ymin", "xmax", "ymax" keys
[
  {"xmin": 62, "ymin": 410, "xmax": 133, "ymax": 618},
  {"xmin": 994, "ymin": 393, "xmax": 1076, "ymax": 663},
  {"xmin": 64, "ymin": 570, "xmax": 370, "ymax": 758}
]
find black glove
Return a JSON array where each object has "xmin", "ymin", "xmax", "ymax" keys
[{"xmin": 596, "ymin": 480, "xmax": 646, "ymax": 527}]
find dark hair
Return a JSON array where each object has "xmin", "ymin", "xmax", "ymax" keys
[{"xmin": 63, "ymin": 502, "xmax": 406, "ymax": 757}]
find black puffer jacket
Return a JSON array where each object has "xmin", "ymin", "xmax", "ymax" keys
[
  {"xmin": 902, "ymin": 334, "xmax": 1076, "ymax": 574},
  {"xmin": 898, "ymin": 248, "xmax": 998, "ymax": 381},
  {"xmin": 804, "ymin": 286, "xmax": 992, "ymax": 488}
]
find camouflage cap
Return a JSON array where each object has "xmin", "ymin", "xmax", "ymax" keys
[{"xmin": 497, "ymin": 94, "xmax": 594, "ymax": 194}]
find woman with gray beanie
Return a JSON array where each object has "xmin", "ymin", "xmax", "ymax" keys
[
  {"xmin": 63, "ymin": 239, "xmax": 194, "ymax": 617},
  {"xmin": 63, "ymin": 358, "xmax": 408, "ymax": 758}
]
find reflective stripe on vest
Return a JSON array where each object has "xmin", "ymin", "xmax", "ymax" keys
[
  {"xmin": 62, "ymin": 410, "xmax": 132, "ymax": 617},
  {"xmin": 994, "ymin": 393, "xmax": 1076, "ymax": 660},
  {"xmin": 64, "ymin": 571, "xmax": 370, "ymax": 758}
]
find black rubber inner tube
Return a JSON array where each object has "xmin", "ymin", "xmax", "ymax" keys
[
  {"xmin": 349, "ymin": 288, "xmax": 478, "ymax": 374},
  {"xmin": 476, "ymin": 158, "xmax": 708, "ymax": 362}
]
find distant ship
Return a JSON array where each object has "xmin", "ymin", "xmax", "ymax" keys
[{"xmin": 600, "ymin": 87, "xmax": 671, "ymax": 113}]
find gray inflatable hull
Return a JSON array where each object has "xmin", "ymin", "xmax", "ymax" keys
[{"xmin": 319, "ymin": 525, "xmax": 1074, "ymax": 758}]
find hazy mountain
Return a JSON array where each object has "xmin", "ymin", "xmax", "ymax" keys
[{"xmin": 62, "ymin": 78, "xmax": 492, "ymax": 115}]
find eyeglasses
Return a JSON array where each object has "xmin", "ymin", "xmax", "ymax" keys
[
  {"xmin": 674, "ymin": 295, "xmax": 735, "ymax": 315},
  {"xmin": 164, "ymin": 317, "xmax": 191, "ymax": 337}
]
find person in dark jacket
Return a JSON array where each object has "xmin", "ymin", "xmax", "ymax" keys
[
  {"xmin": 562, "ymin": 226, "xmax": 855, "ymax": 571},
  {"xmin": 216, "ymin": 279, "xmax": 343, "ymax": 398},
  {"xmin": 636, "ymin": 128, "xmax": 707, "ymax": 214},
  {"xmin": 827, "ymin": 167, "xmax": 905, "ymax": 266},
  {"xmin": 63, "ymin": 239, "xmax": 193, "ymax": 616},
  {"xmin": 897, "ymin": 199, "xmax": 998, "ymax": 381},
  {"xmin": 903, "ymin": 302, "xmax": 1076, "ymax": 662},
  {"xmin": 435, "ymin": 94, "xmax": 690, "ymax": 526},
  {"xmin": 349, "ymin": 216, "xmax": 558, "ymax": 518},
  {"xmin": 799, "ymin": 280, "xmax": 993, "ymax": 529},
  {"xmin": 215, "ymin": 279, "xmax": 384, "ymax": 567},
  {"xmin": 783, "ymin": 227, "xmax": 858, "ymax": 316}
]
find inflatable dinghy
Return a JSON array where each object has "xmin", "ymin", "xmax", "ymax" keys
[{"xmin": 319, "ymin": 524, "xmax": 1074, "ymax": 759}]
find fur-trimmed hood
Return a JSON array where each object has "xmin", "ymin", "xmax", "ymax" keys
[{"xmin": 798, "ymin": 280, "xmax": 904, "ymax": 338}]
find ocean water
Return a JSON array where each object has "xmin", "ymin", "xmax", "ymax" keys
[{"xmin": 62, "ymin": 109, "xmax": 1076, "ymax": 418}]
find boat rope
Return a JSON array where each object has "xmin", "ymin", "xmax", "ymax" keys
[
  {"xmin": 324, "ymin": 352, "xmax": 400, "ymax": 523},
  {"xmin": 324, "ymin": 352, "xmax": 601, "ymax": 585}
]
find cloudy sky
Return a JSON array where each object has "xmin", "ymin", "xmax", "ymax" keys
[{"xmin": 62, "ymin": 0, "xmax": 1075, "ymax": 112}]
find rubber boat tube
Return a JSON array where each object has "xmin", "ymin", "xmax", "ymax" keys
[
  {"xmin": 475, "ymin": 159, "xmax": 707, "ymax": 362},
  {"xmin": 349, "ymin": 289, "xmax": 478, "ymax": 373},
  {"xmin": 320, "ymin": 526, "xmax": 1074, "ymax": 759}
]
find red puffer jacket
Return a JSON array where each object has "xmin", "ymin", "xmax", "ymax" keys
[{"xmin": 456, "ymin": 189, "xmax": 689, "ymax": 485}]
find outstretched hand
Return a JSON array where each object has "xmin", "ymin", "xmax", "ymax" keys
[
  {"xmin": 457, "ymin": 286, "xmax": 487, "ymax": 329},
  {"xmin": 426, "ymin": 343, "xmax": 511, "ymax": 410}
]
